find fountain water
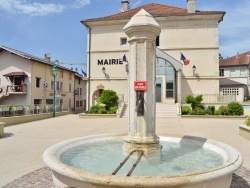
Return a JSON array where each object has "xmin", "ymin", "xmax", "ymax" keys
[{"xmin": 43, "ymin": 9, "xmax": 243, "ymax": 188}]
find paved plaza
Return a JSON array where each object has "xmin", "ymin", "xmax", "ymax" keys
[{"xmin": 0, "ymin": 115, "xmax": 250, "ymax": 187}]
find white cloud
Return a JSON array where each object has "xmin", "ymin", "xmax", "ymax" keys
[
  {"xmin": 131, "ymin": 0, "xmax": 142, "ymax": 8},
  {"xmin": 0, "ymin": 0, "xmax": 64, "ymax": 16},
  {"xmin": 72, "ymin": 0, "xmax": 90, "ymax": 9},
  {"xmin": 0, "ymin": 0, "xmax": 91, "ymax": 16}
]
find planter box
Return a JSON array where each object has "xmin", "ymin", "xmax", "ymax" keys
[
  {"xmin": 239, "ymin": 125, "xmax": 250, "ymax": 140},
  {"xmin": 79, "ymin": 113, "xmax": 116, "ymax": 119},
  {"xmin": 0, "ymin": 122, "xmax": 5, "ymax": 137}
]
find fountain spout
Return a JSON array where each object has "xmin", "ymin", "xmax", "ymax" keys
[
  {"xmin": 135, "ymin": 92, "xmax": 143, "ymax": 114},
  {"xmin": 123, "ymin": 9, "xmax": 161, "ymax": 156}
]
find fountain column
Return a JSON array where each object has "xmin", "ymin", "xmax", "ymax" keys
[{"xmin": 123, "ymin": 9, "xmax": 161, "ymax": 156}]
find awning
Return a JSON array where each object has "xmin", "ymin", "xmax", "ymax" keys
[
  {"xmin": 219, "ymin": 78, "xmax": 245, "ymax": 87},
  {"xmin": 3, "ymin": 72, "xmax": 28, "ymax": 77}
]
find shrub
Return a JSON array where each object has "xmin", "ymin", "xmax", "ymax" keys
[
  {"xmin": 205, "ymin": 105, "xmax": 215, "ymax": 115},
  {"xmin": 98, "ymin": 89, "xmax": 119, "ymax": 109},
  {"xmin": 185, "ymin": 95, "xmax": 203, "ymax": 110},
  {"xmin": 109, "ymin": 106, "xmax": 118, "ymax": 114},
  {"xmin": 98, "ymin": 106, "xmax": 107, "ymax": 114},
  {"xmin": 245, "ymin": 116, "xmax": 250, "ymax": 126},
  {"xmin": 214, "ymin": 110, "xmax": 222, "ymax": 115},
  {"xmin": 89, "ymin": 105, "xmax": 101, "ymax": 114},
  {"xmin": 181, "ymin": 106, "xmax": 192, "ymax": 115},
  {"xmin": 218, "ymin": 105, "xmax": 228, "ymax": 115},
  {"xmin": 193, "ymin": 108, "xmax": 206, "ymax": 115},
  {"xmin": 227, "ymin": 102, "xmax": 244, "ymax": 116}
]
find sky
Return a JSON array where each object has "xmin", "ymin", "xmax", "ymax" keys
[{"xmin": 0, "ymin": 0, "xmax": 250, "ymax": 73}]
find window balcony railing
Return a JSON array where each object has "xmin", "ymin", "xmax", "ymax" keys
[
  {"xmin": 0, "ymin": 105, "xmax": 69, "ymax": 117},
  {"xmin": 7, "ymin": 84, "xmax": 27, "ymax": 93}
]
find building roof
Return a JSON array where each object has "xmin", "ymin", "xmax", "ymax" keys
[
  {"xmin": 0, "ymin": 45, "xmax": 76, "ymax": 73},
  {"xmin": 81, "ymin": 3, "xmax": 225, "ymax": 24},
  {"xmin": 220, "ymin": 51, "xmax": 250, "ymax": 67},
  {"xmin": 3, "ymin": 72, "xmax": 28, "ymax": 77},
  {"xmin": 219, "ymin": 78, "xmax": 245, "ymax": 86}
]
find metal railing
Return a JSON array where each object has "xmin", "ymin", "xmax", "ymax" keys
[
  {"xmin": 182, "ymin": 94, "xmax": 236, "ymax": 104},
  {"xmin": 0, "ymin": 105, "xmax": 69, "ymax": 117},
  {"xmin": 6, "ymin": 84, "xmax": 28, "ymax": 93}
]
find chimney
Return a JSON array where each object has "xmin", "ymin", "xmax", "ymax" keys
[
  {"xmin": 44, "ymin": 53, "xmax": 51, "ymax": 62},
  {"xmin": 236, "ymin": 52, "xmax": 240, "ymax": 58},
  {"xmin": 120, "ymin": 1, "xmax": 129, "ymax": 12},
  {"xmin": 187, "ymin": 0, "xmax": 196, "ymax": 13}
]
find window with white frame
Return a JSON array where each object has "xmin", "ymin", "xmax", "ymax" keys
[
  {"xmin": 51, "ymin": 81, "xmax": 55, "ymax": 90},
  {"xmin": 240, "ymin": 67, "xmax": 246, "ymax": 76},
  {"xmin": 121, "ymin": 38, "xmax": 127, "ymax": 46},
  {"xmin": 222, "ymin": 88, "xmax": 239, "ymax": 95},
  {"xmin": 230, "ymin": 68, "xmax": 236, "ymax": 77}
]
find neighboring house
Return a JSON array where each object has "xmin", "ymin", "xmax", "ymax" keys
[
  {"xmin": 74, "ymin": 73, "xmax": 87, "ymax": 113},
  {"xmin": 219, "ymin": 51, "xmax": 250, "ymax": 102},
  {"xmin": 81, "ymin": 0, "xmax": 225, "ymax": 109},
  {"xmin": 0, "ymin": 45, "xmax": 77, "ymax": 109}
]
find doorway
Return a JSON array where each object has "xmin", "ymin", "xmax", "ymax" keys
[{"xmin": 156, "ymin": 75, "xmax": 166, "ymax": 103}]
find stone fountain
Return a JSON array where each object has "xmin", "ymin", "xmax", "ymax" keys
[{"xmin": 43, "ymin": 9, "xmax": 243, "ymax": 188}]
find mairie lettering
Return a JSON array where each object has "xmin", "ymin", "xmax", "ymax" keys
[{"xmin": 98, "ymin": 59, "xmax": 123, "ymax": 65}]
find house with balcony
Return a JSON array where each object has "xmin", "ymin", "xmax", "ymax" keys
[
  {"xmin": 219, "ymin": 51, "xmax": 250, "ymax": 102},
  {"xmin": 0, "ymin": 45, "xmax": 84, "ymax": 110}
]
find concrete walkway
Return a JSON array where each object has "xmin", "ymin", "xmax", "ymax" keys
[{"xmin": 0, "ymin": 115, "xmax": 249, "ymax": 187}]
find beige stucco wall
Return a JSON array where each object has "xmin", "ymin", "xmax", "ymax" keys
[
  {"xmin": 31, "ymin": 62, "xmax": 74, "ymax": 106},
  {"xmin": 85, "ymin": 13, "xmax": 222, "ymax": 107},
  {"xmin": 74, "ymin": 77, "xmax": 87, "ymax": 112}
]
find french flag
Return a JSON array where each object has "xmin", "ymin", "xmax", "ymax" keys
[
  {"xmin": 180, "ymin": 53, "xmax": 190, "ymax": 66},
  {"xmin": 81, "ymin": 68, "xmax": 87, "ymax": 77},
  {"xmin": 121, "ymin": 54, "xmax": 128, "ymax": 62}
]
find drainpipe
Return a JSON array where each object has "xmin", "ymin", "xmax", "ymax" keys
[{"xmin": 83, "ymin": 22, "xmax": 91, "ymax": 111}]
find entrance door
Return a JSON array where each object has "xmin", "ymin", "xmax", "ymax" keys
[{"xmin": 156, "ymin": 75, "xmax": 166, "ymax": 103}]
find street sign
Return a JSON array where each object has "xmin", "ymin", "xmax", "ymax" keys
[{"xmin": 134, "ymin": 81, "xmax": 147, "ymax": 91}]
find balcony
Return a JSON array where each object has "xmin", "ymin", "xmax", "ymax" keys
[{"xmin": 7, "ymin": 84, "xmax": 27, "ymax": 94}]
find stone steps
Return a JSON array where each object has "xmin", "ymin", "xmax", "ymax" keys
[{"xmin": 121, "ymin": 103, "xmax": 178, "ymax": 118}]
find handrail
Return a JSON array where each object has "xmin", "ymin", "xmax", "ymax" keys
[
  {"xmin": 111, "ymin": 150, "xmax": 137, "ymax": 175},
  {"xmin": 127, "ymin": 150, "xmax": 144, "ymax": 176},
  {"xmin": 111, "ymin": 150, "xmax": 144, "ymax": 176}
]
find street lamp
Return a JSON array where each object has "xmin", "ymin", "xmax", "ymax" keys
[
  {"xmin": 52, "ymin": 65, "xmax": 58, "ymax": 117},
  {"xmin": 102, "ymin": 67, "xmax": 107, "ymax": 77},
  {"xmin": 192, "ymin": 65, "xmax": 196, "ymax": 76}
]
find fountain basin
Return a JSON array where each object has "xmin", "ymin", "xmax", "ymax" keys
[{"xmin": 43, "ymin": 134, "xmax": 243, "ymax": 188}]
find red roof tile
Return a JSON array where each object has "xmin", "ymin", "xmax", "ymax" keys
[
  {"xmin": 81, "ymin": 3, "xmax": 225, "ymax": 23},
  {"xmin": 220, "ymin": 51, "xmax": 250, "ymax": 67}
]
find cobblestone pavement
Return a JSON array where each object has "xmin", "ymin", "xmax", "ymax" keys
[{"xmin": 2, "ymin": 166, "xmax": 250, "ymax": 188}]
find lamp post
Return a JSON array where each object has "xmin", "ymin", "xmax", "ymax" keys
[
  {"xmin": 102, "ymin": 67, "xmax": 107, "ymax": 77},
  {"xmin": 52, "ymin": 65, "xmax": 58, "ymax": 118},
  {"xmin": 192, "ymin": 65, "xmax": 196, "ymax": 76}
]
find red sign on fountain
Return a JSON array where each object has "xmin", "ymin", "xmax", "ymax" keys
[{"xmin": 134, "ymin": 81, "xmax": 147, "ymax": 91}]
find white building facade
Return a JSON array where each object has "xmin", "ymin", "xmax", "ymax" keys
[
  {"xmin": 81, "ymin": 1, "xmax": 225, "ymax": 109},
  {"xmin": 219, "ymin": 51, "xmax": 250, "ymax": 102}
]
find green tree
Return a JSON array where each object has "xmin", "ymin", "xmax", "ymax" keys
[
  {"xmin": 98, "ymin": 89, "xmax": 119, "ymax": 109},
  {"xmin": 185, "ymin": 95, "xmax": 203, "ymax": 110}
]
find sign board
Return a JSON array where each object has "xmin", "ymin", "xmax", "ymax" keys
[{"xmin": 134, "ymin": 81, "xmax": 147, "ymax": 91}]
